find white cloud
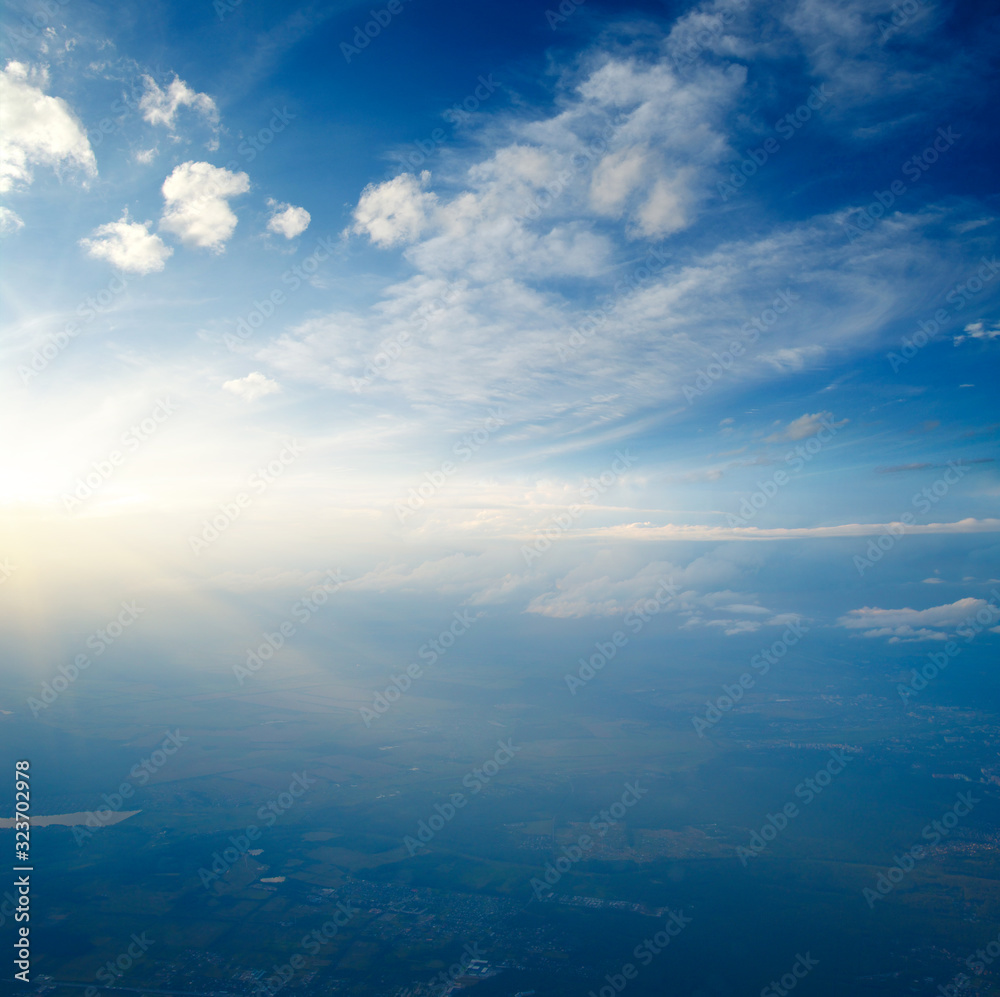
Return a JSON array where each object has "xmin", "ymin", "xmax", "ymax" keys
[
  {"xmin": 706, "ymin": 618, "xmax": 761, "ymax": 635},
  {"xmin": 838, "ymin": 598, "xmax": 1000, "ymax": 639},
  {"xmin": 348, "ymin": 553, "xmax": 508, "ymax": 596},
  {"xmin": 766, "ymin": 411, "xmax": 846, "ymax": 442},
  {"xmin": 350, "ymin": 171, "xmax": 437, "ymax": 247},
  {"xmin": 160, "ymin": 161, "xmax": 249, "ymax": 252},
  {"xmin": 635, "ymin": 172, "xmax": 694, "ymax": 238},
  {"xmin": 345, "ymin": 54, "xmax": 742, "ymax": 265},
  {"xmin": 0, "ymin": 61, "xmax": 96, "ymax": 194},
  {"xmin": 222, "ymin": 372, "xmax": 281, "ymax": 401},
  {"xmin": 263, "ymin": 209, "xmax": 938, "ymax": 418},
  {"xmin": 139, "ymin": 74, "xmax": 219, "ymax": 147},
  {"xmin": 758, "ymin": 345, "xmax": 827, "ymax": 372},
  {"xmin": 134, "ymin": 146, "xmax": 158, "ymax": 164},
  {"xmin": 589, "ymin": 146, "xmax": 648, "ymax": 216},
  {"xmin": 521, "ymin": 554, "xmax": 763, "ymax": 620},
  {"xmin": 251, "ymin": 39, "xmax": 990, "ymax": 468},
  {"xmin": 266, "ymin": 199, "xmax": 310, "ymax": 239},
  {"xmin": 580, "ymin": 518, "xmax": 1000, "ymax": 543},
  {"xmin": 859, "ymin": 626, "xmax": 947, "ymax": 643},
  {"xmin": 0, "ymin": 206, "xmax": 24, "ymax": 235},
  {"xmin": 79, "ymin": 211, "xmax": 172, "ymax": 274},
  {"xmin": 954, "ymin": 320, "xmax": 1000, "ymax": 345}
]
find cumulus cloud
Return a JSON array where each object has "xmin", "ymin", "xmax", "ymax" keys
[
  {"xmin": 0, "ymin": 206, "xmax": 24, "ymax": 235},
  {"xmin": 257, "ymin": 34, "xmax": 992, "ymax": 444},
  {"xmin": 266, "ymin": 199, "xmax": 310, "ymax": 239},
  {"xmin": 79, "ymin": 211, "xmax": 172, "ymax": 274},
  {"xmin": 139, "ymin": 74, "xmax": 219, "ymax": 147},
  {"xmin": 0, "ymin": 61, "xmax": 96, "ymax": 194},
  {"xmin": 160, "ymin": 161, "xmax": 249, "ymax": 252},
  {"xmin": 222, "ymin": 372, "xmax": 281, "ymax": 401},
  {"xmin": 837, "ymin": 598, "xmax": 1000, "ymax": 640},
  {"xmin": 345, "ymin": 52, "xmax": 741, "ymax": 262},
  {"xmin": 350, "ymin": 171, "xmax": 437, "ymax": 247}
]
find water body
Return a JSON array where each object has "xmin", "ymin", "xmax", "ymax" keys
[{"xmin": 0, "ymin": 810, "xmax": 141, "ymax": 828}]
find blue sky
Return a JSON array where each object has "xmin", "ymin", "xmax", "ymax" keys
[{"xmin": 1, "ymin": 0, "xmax": 998, "ymax": 677}]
